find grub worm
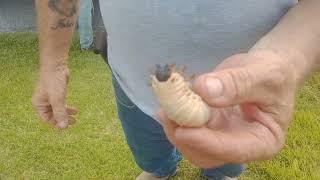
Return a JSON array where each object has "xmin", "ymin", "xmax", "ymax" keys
[{"xmin": 151, "ymin": 64, "xmax": 210, "ymax": 127}]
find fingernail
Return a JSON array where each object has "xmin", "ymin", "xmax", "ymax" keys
[
  {"xmin": 205, "ymin": 77, "xmax": 223, "ymax": 98},
  {"xmin": 57, "ymin": 121, "xmax": 68, "ymax": 129}
]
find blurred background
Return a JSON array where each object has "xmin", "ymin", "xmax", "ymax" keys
[{"xmin": 0, "ymin": 0, "xmax": 36, "ymax": 32}]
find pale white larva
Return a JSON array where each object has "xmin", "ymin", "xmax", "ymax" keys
[{"xmin": 151, "ymin": 66, "xmax": 210, "ymax": 127}]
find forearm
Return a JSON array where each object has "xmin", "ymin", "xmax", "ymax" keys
[
  {"xmin": 35, "ymin": 0, "xmax": 79, "ymax": 71},
  {"xmin": 251, "ymin": 0, "xmax": 320, "ymax": 86}
]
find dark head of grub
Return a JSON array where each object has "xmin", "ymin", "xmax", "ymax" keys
[{"xmin": 155, "ymin": 64, "xmax": 173, "ymax": 82}]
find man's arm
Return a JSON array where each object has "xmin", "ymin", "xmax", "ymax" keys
[
  {"xmin": 251, "ymin": 0, "xmax": 320, "ymax": 86},
  {"xmin": 159, "ymin": 0, "xmax": 320, "ymax": 168},
  {"xmin": 32, "ymin": 0, "xmax": 79, "ymax": 129},
  {"xmin": 36, "ymin": 0, "xmax": 79, "ymax": 69}
]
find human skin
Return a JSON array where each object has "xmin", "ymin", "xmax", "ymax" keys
[
  {"xmin": 159, "ymin": 0, "xmax": 320, "ymax": 168},
  {"xmin": 32, "ymin": 0, "xmax": 79, "ymax": 129}
]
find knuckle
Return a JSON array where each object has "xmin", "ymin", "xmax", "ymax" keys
[
  {"xmin": 56, "ymin": 120, "xmax": 69, "ymax": 129},
  {"xmin": 265, "ymin": 65, "xmax": 286, "ymax": 86},
  {"xmin": 51, "ymin": 102, "xmax": 66, "ymax": 112},
  {"xmin": 226, "ymin": 68, "xmax": 251, "ymax": 100},
  {"xmin": 53, "ymin": 111, "xmax": 68, "ymax": 122},
  {"xmin": 261, "ymin": 63, "xmax": 295, "ymax": 95}
]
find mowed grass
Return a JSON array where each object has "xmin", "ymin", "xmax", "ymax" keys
[{"xmin": 0, "ymin": 32, "xmax": 319, "ymax": 179}]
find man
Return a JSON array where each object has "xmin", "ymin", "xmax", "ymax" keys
[{"xmin": 32, "ymin": 0, "xmax": 320, "ymax": 179}]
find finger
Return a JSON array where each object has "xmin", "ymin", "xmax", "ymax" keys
[
  {"xmin": 174, "ymin": 127, "xmax": 242, "ymax": 162},
  {"xmin": 193, "ymin": 68, "xmax": 249, "ymax": 107},
  {"xmin": 173, "ymin": 133, "xmax": 227, "ymax": 168},
  {"xmin": 193, "ymin": 52, "xmax": 289, "ymax": 108},
  {"xmin": 48, "ymin": 117, "xmax": 58, "ymax": 127},
  {"xmin": 53, "ymin": 110, "xmax": 68, "ymax": 129},
  {"xmin": 32, "ymin": 97, "xmax": 57, "ymax": 125},
  {"xmin": 193, "ymin": 65, "xmax": 272, "ymax": 107},
  {"xmin": 173, "ymin": 125, "xmax": 271, "ymax": 163},
  {"xmin": 176, "ymin": 143, "xmax": 227, "ymax": 169},
  {"xmin": 34, "ymin": 105, "xmax": 56, "ymax": 125},
  {"xmin": 40, "ymin": 106, "xmax": 60, "ymax": 126},
  {"xmin": 68, "ymin": 116, "xmax": 77, "ymax": 125},
  {"xmin": 67, "ymin": 106, "xmax": 78, "ymax": 115},
  {"xmin": 157, "ymin": 110, "xmax": 179, "ymax": 144},
  {"xmin": 32, "ymin": 90, "xmax": 51, "ymax": 122},
  {"xmin": 184, "ymin": 148, "xmax": 227, "ymax": 169},
  {"xmin": 35, "ymin": 105, "xmax": 53, "ymax": 122},
  {"xmin": 159, "ymin": 111, "xmax": 232, "ymax": 168},
  {"xmin": 48, "ymin": 76, "xmax": 69, "ymax": 129},
  {"xmin": 33, "ymin": 104, "xmax": 60, "ymax": 127},
  {"xmin": 50, "ymin": 98, "xmax": 69, "ymax": 129},
  {"xmin": 206, "ymin": 108, "xmax": 229, "ymax": 130}
]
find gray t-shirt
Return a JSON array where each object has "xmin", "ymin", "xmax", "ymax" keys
[{"xmin": 99, "ymin": 0, "xmax": 297, "ymax": 119}]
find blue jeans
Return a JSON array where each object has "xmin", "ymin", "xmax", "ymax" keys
[
  {"xmin": 112, "ymin": 77, "xmax": 244, "ymax": 179},
  {"xmin": 78, "ymin": 0, "xmax": 93, "ymax": 50}
]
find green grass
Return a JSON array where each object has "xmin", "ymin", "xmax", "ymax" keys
[{"xmin": 0, "ymin": 32, "xmax": 319, "ymax": 179}]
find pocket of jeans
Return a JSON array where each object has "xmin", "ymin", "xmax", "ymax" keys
[{"xmin": 112, "ymin": 76, "xmax": 136, "ymax": 109}]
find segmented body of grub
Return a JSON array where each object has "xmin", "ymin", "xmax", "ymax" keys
[{"xmin": 151, "ymin": 64, "xmax": 210, "ymax": 127}]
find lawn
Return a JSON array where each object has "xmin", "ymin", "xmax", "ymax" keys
[{"xmin": 0, "ymin": 32, "xmax": 319, "ymax": 180}]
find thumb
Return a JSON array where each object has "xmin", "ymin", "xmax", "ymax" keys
[
  {"xmin": 194, "ymin": 67, "xmax": 263, "ymax": 107},
  {"xmin": 50, "ymin": 95, "xmax": 69, "ymax": 129},
  {"xmin": 52, "ymin": 102, "xmax": 69, "ymax": 129}
]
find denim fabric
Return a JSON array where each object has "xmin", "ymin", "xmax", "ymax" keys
[
  {"xmin": 112, "ymin": 76, "xmax": 244, "ymax": 179},
  {"xmin": 78, "ymin": 0, "xmax": 93, "ymax": 50}
]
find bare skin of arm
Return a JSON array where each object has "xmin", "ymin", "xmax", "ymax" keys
[
  {"xmin": 160, "ymin": 0, "xmax": 320, "ymax": 168},
  {"xmin": 32, "ymin": 0, "xmax": 79, "ymax": 129},
  {"xmin": 251, "ymin": 0, "xmax": 320, "ymax": 85}
]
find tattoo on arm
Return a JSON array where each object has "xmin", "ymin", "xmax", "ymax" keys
[
  {"xmin": 48, "ymin": 0, "xmax": 78, "ymax": 30},
  {"xmin": 51, "ymin": 18, "xmax": 74, "ymax": 30}
]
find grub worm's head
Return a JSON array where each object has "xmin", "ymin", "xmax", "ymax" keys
[{"xmin": 155, "ymin": 64, "xmax": 175, "ymax": 82}]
